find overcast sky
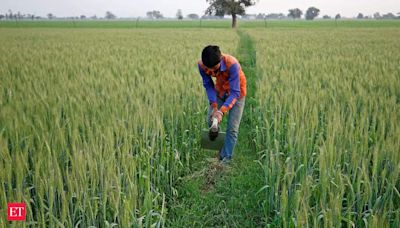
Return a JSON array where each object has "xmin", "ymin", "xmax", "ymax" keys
[{"xmin": 1, "ymin": 0, "xmax": 399, "ymax": 18}]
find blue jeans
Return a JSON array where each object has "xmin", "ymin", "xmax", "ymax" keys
[{"xmin": 207, "ymin": 95, "xmax": 245, "ymax": 160}]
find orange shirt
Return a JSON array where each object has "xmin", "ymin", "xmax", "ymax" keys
[{"xmin": 198, "ymin": 54, "xmax": 247, "ymax": 113}]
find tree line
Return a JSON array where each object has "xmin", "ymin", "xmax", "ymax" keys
[
  {"xmin": 1, "ymin": 5, "xmax": 399, "ymax": 27},
  {"xmin": 0, "ymin": 10, "xmax": 106, "ymax": 20},
  {"xmin": 3, "ymin": 9, "xmax": 398, "ymax": 21}
]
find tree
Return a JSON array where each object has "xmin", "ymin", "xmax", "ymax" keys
[
  {"xmin": 16, "ymin": 11, "xmax": 22, "ymax": 20},
  {"xmin": 146, "ymin": 10, "xmax": 163, "ymax": 19},
  {"xmin": 205, "ymin": 0, "xmax": 258, "ymax": 28},
  {"xmin": 335, "ymin": 14, "xmax": 341, "ymax": 20},
  {"xmin": 373, "ymin": 12, "xmax": 381, "ymax": 19},
  {"xmin": 47, "ymin": 13, "xmax": 54, "ymax": 20},
  {"xmin": 80, "ymin": 15, "xmax": 86, "ymax": 20},
  {"xmin": 26, "ymin": 14, "xmax": 34, "ymax": 20},
  {"xmin": 382, "ymin": 13, "xmax": 396, "ymax": 19},
  {"xmin": 256, "ymin": 13, "xmax": 266, "ymax": 19},
  {"xmin": 176, "ymin": 9, "xmax": 183, "ymax": 20},
  {"xmin": 7, "ymin": 9, "xmax": 14, "ymax": 20},
  {"xmin": 357, "ymin": 13, "xmax": 364, "ymax": 19},
  {"xmin": 105, "ymin": 11, "xmax": 116, "ymax": 19},
  {"xmin": 322, "ymin": 15, "xmax": 331, "ymax": 19},
  {"xmin": 0, "ymin": 15, "xmax": 4, "ymax": 20},
  {"xmin": 187, "ymin": 13, "xmax": 199, "ymax": 19},
  {"xmin": 305, "ymin": 7, "xmax": 320, "ymax": 20},
  {"xmin": 288, "ymin": 8, "xmax": 302, "ymax": 19}
]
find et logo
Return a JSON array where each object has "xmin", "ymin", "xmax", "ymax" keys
[{"xmin": 7, "ymin": 203, "xmax": 26, "ymax": 221}]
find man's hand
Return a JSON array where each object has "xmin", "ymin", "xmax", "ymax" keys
[{"xmin": 212, "ymin": 110, "xmax": 223, "ymax": 123}]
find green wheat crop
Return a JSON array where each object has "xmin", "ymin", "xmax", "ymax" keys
[
  {"xmin": 0, "ymin": 28, "xmax": 238, "ymax": 226},
  {"xmin": 251, "ymin": 28, "xmax": 400, "ymax": 227}
]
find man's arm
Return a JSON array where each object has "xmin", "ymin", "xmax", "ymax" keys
[
  {"xmin": 220, "ymin": 63, "xmax": 241, "ymax": 114},
  {"xmin": 198, "ymin": 64, "xmax": 217, "ymax": 108}
]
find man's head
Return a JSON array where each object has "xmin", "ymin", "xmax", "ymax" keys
[{"xmin": 202, "ymin": 45, "xmax": 222, "ymax": 68}]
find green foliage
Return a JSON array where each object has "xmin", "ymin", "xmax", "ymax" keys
[
  {"xmin": 205, "ymin": 0, "xmax": 256, "ymax": 16},
  {"xmin": 105, "ymin": 11, "xmax": 116, "ymax": 20},
  {"xmin": 1, "ymin": 23, "xmax": 400, "ymax": 227},
  {"xmin": 251, "ymin": 28, "xmax": 400, "ymax": 226},
  {"xmin": 305, "ymin": 7, "xmax": 320, "ymax": 20},
  {"xmin": 288, "ymin": 8, "xmax": 303, "ymax": 19},
  {"xmin": 0, "ymin": 28, "xmax": 237, "ymax": 226},
  {"xmin": 205, "ymin": 0, "xmax": 258, "ymax": 27}
]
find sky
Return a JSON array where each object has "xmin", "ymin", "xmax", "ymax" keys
[{"xmin": 1, "ymin": 0, "xmax": 399, "ymax": 18}]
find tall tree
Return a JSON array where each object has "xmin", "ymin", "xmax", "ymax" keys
[
  {"xmin": 288, "ymin": 8, "xmax": 302, "ymax": 19},
  {"xmin": 305, "ymin": 7, "xmax": 320, "ymax": 20},
  {"xmin": 8, "ymin": 9, "xmax": 13, "ymax": 20},
  {"xmin": 146, "ymin": 10, "xmax": 163, "ymax": 19},
  {"xmin": 205, "ymin": 0, "xmax": 258, "ymax": 28},
  {"xmin": 47, "ymin": 13, "xmax": 54, "ymax": 20},
  {"xmin": 105, "ymin": 11, "xmax": 116, "ymax": 19},
  {"xmin": 176, "ymin": 9, "xmax": 183, "ymax": 20},
  {"xmin": 357, "ymin": 13, "xmax": 364, "ymax": 19},
  {"xmin": 335, "ymin": 14, "xmax": 341, "ymax": 20}
]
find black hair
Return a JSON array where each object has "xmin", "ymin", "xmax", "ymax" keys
[{"xmin": 201, "ymin": 45, "xmax": 221, "ymax": 68}]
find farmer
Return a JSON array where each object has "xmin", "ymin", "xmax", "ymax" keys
[{"xmin": 198, "ymin": 45, "xmax": 247, "ymax": 163}]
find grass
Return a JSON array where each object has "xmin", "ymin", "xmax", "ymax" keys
[
  {"xmin": 251, "ymin": 28, "xmax": 400, "ymax": 226},
  {"xmin": 0, "ymin": 22, "xmax": 399, "ymax": 227},
  {"xmin": 0, "ymin": 28, "xmax": 238, "ymax": 226}
]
